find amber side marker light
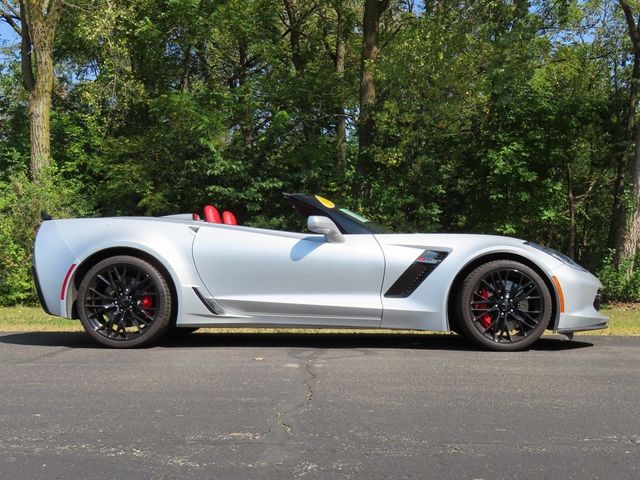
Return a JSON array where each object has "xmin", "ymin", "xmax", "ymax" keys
[{"xmin": 551, "ymin": 275, "xmax": 565, "ymax": 313}]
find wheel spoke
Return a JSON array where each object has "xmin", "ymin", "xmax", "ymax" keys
[
  {"xmin": 132, "ymin": 276, "xmax": 153, "ymax": 294},
  {"xmin": 508, "ymin": 271, "xmax": 522, "ymax": 296},
  {"xmin": 518, "ymin": 310, "xmax": 540, "ymax": 326},
  {"xmin": 513, "ymin": 287, "xmax": 539, "ymax": 303},
  {"xmin": 502, "ymin": 320, "xmax": 512, "ymax": 342},
  {"xmin": 106, "ymin": 268, "xmax": 118, "ymax": 290},
  {"xmin": 481, "ymin": 314, "xmax": 500, "ymax": 334},
  {"xmin": 481, "ymin": 279, "xmax": 496, "ymax": 293},
  {"xmin": 134, "ymin": 307, "xmax": 154, "ymax": 323},
  {"xmin": 513, "ymin": 312, "xmax": 537, "ymax": 329},
  {"xmin": 88, "ymin": 287, "xmax": 111, "ymax": 299},
  {"xmin": 131, "ymin": 316, "xmax": 143, "ymax": 333},
  {"xmin": 473, "ymin": 307, "xmax": 497, "ymax": 322},
  {"xmin": 507, "ymin": 313, "xmax": 527, "ymax": 336}
]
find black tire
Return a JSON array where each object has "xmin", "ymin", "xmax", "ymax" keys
[
  {"xmin": 77, "ymin": 255, "xmax": 173, "ymax": 348},
  {"xmin": 454, "ymin": 260, "xmax": 552, "ymax": 351}
]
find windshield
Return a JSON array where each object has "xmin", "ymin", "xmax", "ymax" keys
[
  {"xmin": 285, "ymin": 193, "xmax": 392, "ymax": 234},
  {"xmin": 338, "ymin": 208, "xmax": 391, "ymax": 233}
]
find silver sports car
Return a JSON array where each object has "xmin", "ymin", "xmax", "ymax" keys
[{"xmin": 32, "ymin": 193, "xmax": 607, "ymax": 350}]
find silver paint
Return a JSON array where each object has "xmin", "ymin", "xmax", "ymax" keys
[{"xmin": 33, "ymin": 215, "xmax": 608, "ymax": 334}]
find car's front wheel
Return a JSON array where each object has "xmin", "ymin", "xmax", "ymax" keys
[
  {"xmin": 77, "ymin": 255, "xmax": 173, "ymax": 348},
  {"xmin": 454, "ymin": 260, "xmax": 552, "ymax": 351}
]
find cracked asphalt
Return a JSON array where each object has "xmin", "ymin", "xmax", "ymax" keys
[{"xmin": 0, "ymin": 332, "xmax": 639, "ymax": 480}]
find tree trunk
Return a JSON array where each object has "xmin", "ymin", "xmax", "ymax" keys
[
  {"xmin": 335, "ymin": 4, "xmax": 346, "ymax": 166},
  {"xmin": 19, "ymin": 0, "xmax": 35, "ymax": 91},
  {"xmin": 29, "ymin": 75, "xmax": 53, "ymax": 180},
  {"xmin": 21, "ymin": 0, "xmax": 63, "ymax": 181},
  {"xmin": 609, "ymin": 49, "xmax": 640, "ymax": 265},
  {"xmin": 283, "ymin": 0, "xmax": 305, "ymax": 73},
  {"xmin": 181, "ymin": 45, "xmax": 191, "ymax": 92},
  {"xmin": 609, "ymin": 154, "xmax": 626, "ymax": 263},
  {"xmin": 622, "ymin": 121, "xmax": 640, "ymax": 259},
  {"xmin": 283, "ymin": 0, "xmax": 312, "ymax": 141},
  {"xmin": 618, "ymin": 0, "xmax": 640, "ymax": 264},
  {"xmin": 566, "ymin": 163, "xmax": 576, "ymax": 260},
  {"xmin": 356, "ymin": 0, "xmax": 389, "ymax": 196},
  {"xmin": 237, "ymin": 39, "xmax": 253, "ymax": 150}
]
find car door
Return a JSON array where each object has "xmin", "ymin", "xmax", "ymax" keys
[{"xmin": 192, "ymin": 225, "xmax": 385, "ymax": 327}]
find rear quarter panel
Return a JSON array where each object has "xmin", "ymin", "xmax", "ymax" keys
[{"xmin": 35, "ymin": 218, "xmax": 205, "ymax": 320}]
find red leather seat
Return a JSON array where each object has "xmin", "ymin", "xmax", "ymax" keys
[
  {"xmin": 203, "ymin": 205, "xmax": 222, "ymax": 223},
  {"xmin": 222, "ymin": 211, "xmax": 238, "ymax": 225},
  {"xmin": 192, "ymin": 212, "xmax": 201, "ymax": 221}
]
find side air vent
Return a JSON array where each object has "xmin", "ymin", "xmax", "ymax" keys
[
  {"xmin": 192, "ymin": 287, "xmax": 224, "ymax": 315},
  {"xmin": 384, "ymin": 250, "xmax": 449, "ymax": 298}
]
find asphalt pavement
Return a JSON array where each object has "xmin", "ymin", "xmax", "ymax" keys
[{"xmin": 0, "ymin": 332, "xmax": 638, "ymax": 480}]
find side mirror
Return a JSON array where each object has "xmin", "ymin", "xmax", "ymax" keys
[{"xmin": 307, "ymin": 216, "xmax": 345, "ymax": 243}]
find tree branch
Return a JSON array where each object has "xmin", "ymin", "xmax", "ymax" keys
[
  {"xmin": 61, "ymin": 0, "xmax": 88, "ymax": 12},
  {"xmin": 377, "ymin": 0, "xmax": 390, "ymax": 20},
  {"xmin": 1, "ymin": 11, "xmax": 22, "ymax": 35},
  {"xmin": 380, "ymin": 22, "xmax": 404, "ymax": 52},
  {"xmin": 19, "ymin": 0, "xmax": 34, "ymax": 91},
  {"xmin": 0, "ymin": 0, "xmax": 20, "ymax": 18},
  {"xmin": 620, "ymin": 0, "xmax": 640, "ymax": 51}
]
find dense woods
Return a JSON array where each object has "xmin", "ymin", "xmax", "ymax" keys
[{"xmin": 2, "ymin": 0, "xmax": 640, "ymax": 304}]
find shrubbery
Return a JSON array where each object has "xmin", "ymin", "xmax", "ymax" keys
[
  {"xmin": 598, "ymin": 252, "xmax": 640, "ymax": 303},
  {"xmin": 0, "ymin": 169, "xmax": 92, "ymax": 306}
]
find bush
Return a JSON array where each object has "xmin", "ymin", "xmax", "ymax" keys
[
  {"xmin": 597, "ymin": 251, "xmax": 640, "ymax": 302},
  {"xmin": 0, "ymin": 169, "xmax": 93, "ymax": 306}
]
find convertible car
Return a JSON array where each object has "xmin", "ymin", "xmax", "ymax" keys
[{"xmin": 32, "ymin": 193, "xmax": 607, "ymax": 350}]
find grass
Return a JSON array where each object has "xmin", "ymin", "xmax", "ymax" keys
[{"xmin": 0, "ymin": 304, "xmax": 638, "ymax": 335}]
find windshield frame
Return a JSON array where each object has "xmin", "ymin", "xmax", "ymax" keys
[{"xmin": 284, "ymin": 193, "xmax": 392, "ymax": 234}]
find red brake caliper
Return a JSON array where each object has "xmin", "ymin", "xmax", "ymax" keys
[
  {"xmin": 478, "ymin": 288, "xmax": 492, "ymax": 328},
  {"xmin": 141, "ymin": 295, "xmax": 153, "ymax": 311}
]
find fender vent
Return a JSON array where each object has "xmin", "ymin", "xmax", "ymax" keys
[{"xmin": 384, "ymin": 250, "xmax": 449, "ymax": 298}]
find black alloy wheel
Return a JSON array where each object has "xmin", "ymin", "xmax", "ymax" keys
[
  {"xmin": 455, "ymin": 260, "xmax": 552, "ymax": 351},
  {"xmin": 77, "ymin": 255, "xmax": 173, "ymax": 348}
]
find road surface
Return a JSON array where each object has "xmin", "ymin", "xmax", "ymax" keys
[{"xmin": 0, "ymin": 332, "xmax": 638, "ymax": 479}]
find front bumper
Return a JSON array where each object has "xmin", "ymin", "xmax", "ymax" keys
[{"xmin": 552, "ymin": 264, "xmax": 608, "ymax": 333}]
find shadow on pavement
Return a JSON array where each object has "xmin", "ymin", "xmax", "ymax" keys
[{"xmin": 0, "ymin": 331, "xmax": 594, "ymax": 352}]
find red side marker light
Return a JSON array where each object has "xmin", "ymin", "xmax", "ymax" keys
[{"xmin": 60, "ymin": 263, "xmax": 77, "ymax": 300}]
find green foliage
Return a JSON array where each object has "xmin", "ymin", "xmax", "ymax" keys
[
  {"xmin": 598, "ymin": 252, "xmax": 640, "ymax": 302},
  {"xmin": 0, "ymin": 0, "xmax": 638, "ymax": 303},
  {"xmin": 0, "ymin": 170, "xmax": 93, "ymax": 305}
]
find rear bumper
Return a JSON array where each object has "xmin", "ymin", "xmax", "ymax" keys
[{"xmin": 31, "ymin": 265, "xmax": 52, "ymax": 316}]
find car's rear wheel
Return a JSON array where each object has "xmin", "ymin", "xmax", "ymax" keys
[
  {"xmin": 454, "ymin": 260, "xmax": 552, "ymax": 351},
  {"xmin": 77, "ymin": 255, "xmax": 172, "ymax": 348}
]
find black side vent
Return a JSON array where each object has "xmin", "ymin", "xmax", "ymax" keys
[{"xmin": 384, "ymin": 250, "xmax": 449, "ymax": 298}]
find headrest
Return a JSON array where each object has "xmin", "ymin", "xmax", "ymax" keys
[
  {"xmin": 222, "ymin": 211, "xmax": 238, "ymax": 225},
  {"xmin": 203, "ymin": 205, "xmax": 221, "ymax": 223}
]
